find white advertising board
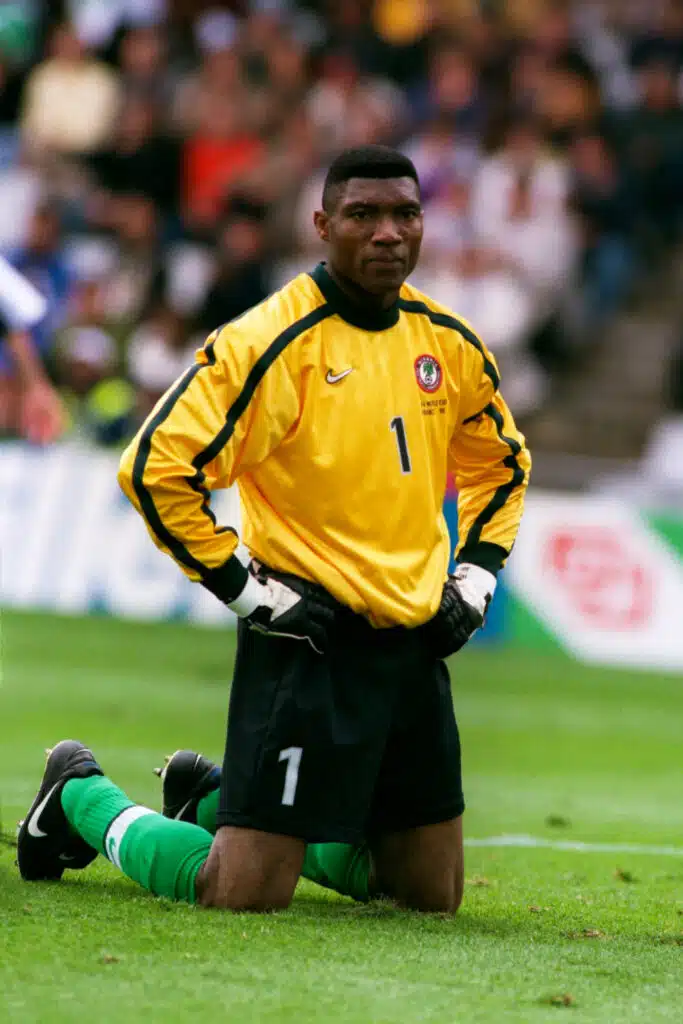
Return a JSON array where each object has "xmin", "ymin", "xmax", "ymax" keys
[
  {"xmin": 0, "ymin": 443, "xmax": 239, "ymax": 625},
  {"xmin": 506, "ymin": 491, "xmax": 683, "ymax": 671}
]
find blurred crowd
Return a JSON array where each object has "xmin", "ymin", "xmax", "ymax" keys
[{"xmin": 2, "ymin": 0, "xmax": 683, "ymax": 444}]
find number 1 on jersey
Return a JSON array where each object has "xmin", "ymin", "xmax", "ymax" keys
[{"xmin": 390, "ymin": 416, "xmax": 412, "ymax": 474}]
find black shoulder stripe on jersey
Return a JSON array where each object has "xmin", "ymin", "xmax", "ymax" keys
[
  {"xmin": 461, "ymin": 401, "xmax": 525, "ymax": 551},
  {"xmin": 462, "ymin": 404, "xmax": 488, "ymax": 425},
  {"xmin": 132, "ymin": 339, "xmax": 219, "ymax": 576},
  {"xmin": 192, "ymin": 303, "xmax": 332, "ymax": 473},
  {"xmin": 398, "ymin": 299, "xmax": 500, "ymax": 391}
]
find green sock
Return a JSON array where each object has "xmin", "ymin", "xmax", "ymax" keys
[
  {"xmin": 62, "ymin": 777, "xmax": 212, "ymax": 903},
  {"xmin": 301, "ymin": 842, "xmax": 371, "ymax": 903},
  {"xmin": 196, "ymin": 787, "xmax": 220, "ymax": 834},
  {"xmin": 195, "ymin": 788, "xmax": 370, "ymax": 902}
]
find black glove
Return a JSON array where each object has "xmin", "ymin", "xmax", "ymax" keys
[
  {"xmin": 231, "ymin": 567, "xmax": 336, "ymax": 654},
  {"xmin": 422, "ymin": 564, "xmax": 495, "ymax": 659}
]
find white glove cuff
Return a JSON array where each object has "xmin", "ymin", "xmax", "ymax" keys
[
  {"xmin": 228, "ymin": 573, "xmax": 268, "ymax": 617},
  {"xmin": 454, "ymin": 563, "xmax": 497, "ymax": 616}
]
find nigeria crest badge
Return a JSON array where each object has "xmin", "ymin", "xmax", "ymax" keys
[{"xmin": 415, "ymin": 354, "xmax": 442, "ymax": 393}]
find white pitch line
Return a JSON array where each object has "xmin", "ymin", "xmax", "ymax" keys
[{"xmin": 465, "ymin": 834, "xmax": 683, "ymax": 857}]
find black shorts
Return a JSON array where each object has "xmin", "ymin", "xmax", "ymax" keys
[{"xmin": 216, "ymin": 578, "xmax": 464, "ymax": 844}]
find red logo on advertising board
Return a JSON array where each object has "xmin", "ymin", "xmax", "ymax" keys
[{"xmin": 545, "ymin": 527, "xmax": 652, "ymax": 630}]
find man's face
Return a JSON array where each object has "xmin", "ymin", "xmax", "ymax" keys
[{"xmin": 315, "ymin": 177, "xmax": 423, "ymax": 295}]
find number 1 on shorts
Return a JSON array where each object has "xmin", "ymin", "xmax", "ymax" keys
[{"xmin": 278, "ymin": 746, "xmax": 302, "ymax": 806}]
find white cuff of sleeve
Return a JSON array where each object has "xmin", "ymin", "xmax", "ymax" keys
[
  {"xmin": 454, "ymin": 563, "xmax": 497, "ymax": 615},
  {"xmin": 228, "ymin": 573, "xmax": 268, "ymax": 617}
]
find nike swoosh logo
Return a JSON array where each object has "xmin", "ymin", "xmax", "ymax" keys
[
  {"xmin": 326, "ymin": 368, "xmax": 353, "ymax": 384},
  {"xmin": 174, "ymin": 798, "xmax": 196, "ymax": 821},
  {"xmin": 27, "ymin": 783, "xmax": 60, "ymax": 838}
]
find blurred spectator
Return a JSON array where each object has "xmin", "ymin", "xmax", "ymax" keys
[
  {"xmin": 163, "ymin": 238, "xmax": 215, "ymax": 318},
  {"xmin": 196, "ymin": 197, "xmax": 273, "ymax": 334},
  {"xmin": 127, "ymin": 302, "xmax": 195, "ymax": 418},
  {"xmin": 471, "ymin": 112, "xmax": 576, "ymax": 320},
  {"xmin": 629, "ymin": 0, "xmax": 683, "ymax": 74},
  {"xmin": 56, "ymin": 279, "xmax": 135, "ymax": 445},
  {"xmin": 0, "ymin": 252, "xmax": 65, "ymax": 444},
  {"xmin": 242, "ymin": 109, "xmax": 320, "ymax": 253},
  {"xmin": 536, "ymin": 55, "xmax": 601, "ymax": 148},
  {"xmin": 528, "ymin": 1, "xmax": 593, "ymax": 70},
  {"xmin": 118, "ymin": 24, "xmax": 169, "ymax": 101},
  {"xmin": 263, "ymin": 27, "xmax": 309, "ymax": 114},
  {"xmin": 413, "ymin": 42, "xmax": 488, "ymax": 141},
  {"xmin": 416, "ymin": 173, "xmax": 476, "ymax": 266},
  {"xmin": 0, "ymin": 56, "xmax": 24, "ymax": 127},
  {"xmin": 567, "ymin": 131, "xmax": 636, "ymax": 337},
  {"xmin": 171, "ymin": 42, "xmax": 241, "ymax": 137},
  {"xmin": 10, "ymin": 203, "xmax": 73, "ymax": 368},
  {"xmin": 573, "ymin": 3, "xmax": 637, "ymax": 111},
  {"xmin": 507, "ymin": 3, "xmax": 602, "ymax": 149},
  {"xmin": 240, "ymin": 6, "xmax": 288, "ymax": 88},
  {"xmin": 182, "ymin": 92, "xmax": 265, "ymax": 233},
  {"xmin": 307, "ymin": 48, "xmax": 406, "ymax": 155},
  {"xmin": 0, "ymin": 151, "xmax": 42, "ymax": 250},
  {"xmin": 99, "ymin": 192, "xmax": 166, "ymax": 330},
  {"xmin": 20, "ymin": 22, "xmax": 121, "ymax": 157},
  {"xmin": 191, "ymin": 8, "xmax": 240, "ymax": 62},
  {"xmin": 366, "ymin": 0, "xmax": 432, "ymax": 87},
  {"xmin": 404, "ymin": 113, "xmax": 480, "ymax": 203},
  {"xmin": 454, "ymin": 10, "xmax": 512, "ymax": 127},
  {"xmin": 67, "ymin": 0, "xmax": 168, "ymax": 52},
  {"xmin": 86, "ymin": 93, "xmax": 181, "ymax": 225},
  {"xmin": 508, "ymin": 42, "xmax": 549, "ymax": 118},
  {"xmin": 279, "ymin": 163, "xmax": 328, "ymax": 280},
  {"xmin": 611, "ymin": 54, "xmax": 683, "ymax": 246}
]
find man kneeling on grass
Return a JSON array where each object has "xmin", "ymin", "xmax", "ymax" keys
[{"xmin": 18, "ymin": 146, "xmax": 530, "ymax": 912}]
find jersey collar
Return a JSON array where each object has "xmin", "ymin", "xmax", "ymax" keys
[{"xmin": 309, "ymin": 263, "xmax": 401, "ymax": 331}]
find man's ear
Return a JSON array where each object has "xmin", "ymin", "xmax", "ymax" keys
[{"xmin": 313, "ymin": 209, "xmax": 329, "ymax": 242}]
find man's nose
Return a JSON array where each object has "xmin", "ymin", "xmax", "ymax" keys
[{"xmin": 371, "ymin": 216, "xmax": 402, "ymax": 245}]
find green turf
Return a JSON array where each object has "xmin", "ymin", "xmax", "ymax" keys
[{"xmin": 1, "ymin": 610, "xmax": 681, "ymax": 1024}]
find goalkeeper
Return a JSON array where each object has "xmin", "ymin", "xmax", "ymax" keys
[{"xmin": 18, "ymin": 146, "xmax": 530, "ymax": 912}]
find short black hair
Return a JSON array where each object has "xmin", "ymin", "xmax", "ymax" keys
[{"xmin": 322, "ymin": 146, "xmax": 420, "ymax": 211}]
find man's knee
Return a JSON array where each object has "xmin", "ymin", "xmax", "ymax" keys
[
  {"xmin": 198, "ymin": 875, "xmax": 294, "ymax": 912},
  {"xmin": 394, "ymin": 877, "xmax": 463, "ymax": 914},
  {"xmin": 196, "ymin": 825, "xmax": 303, "ymax": 912},
  {"xmin": 372, "ymin": 817, "xmax": 465, "ymax": 914}
]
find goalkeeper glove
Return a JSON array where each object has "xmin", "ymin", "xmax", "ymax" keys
[
  {"xmin": 424, "ymin": 564, "xmax": 496, "ymax": 659},
  {"xmin": 229, "ymin": 566, "xmax": 335, "ymax": 655}
]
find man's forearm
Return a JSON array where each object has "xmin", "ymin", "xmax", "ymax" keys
[{"xmin": 6, "ymin": 330, "xmax": 50, "ymax": 388}]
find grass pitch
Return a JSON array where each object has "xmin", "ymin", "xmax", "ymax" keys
[{"xmin": 1, "ymin": 610, "xmax": 681, "ymax": 1024}]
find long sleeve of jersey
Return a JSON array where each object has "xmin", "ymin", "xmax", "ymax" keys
[
  {"xmin": 448, "ymin": 343, "xmax": 531, "ymax": 575},
  {"xmin": 117, "ymin": 309, "xmax": 303, "ymax": 603}
]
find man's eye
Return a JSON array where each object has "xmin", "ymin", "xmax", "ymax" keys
[
  {"xmin": 351, "ymin": 210, "xmax": 368, "ymax": 220},
  {"xmin": 401, "ymin": 209, "xmax": 419, "ymax": 220}
]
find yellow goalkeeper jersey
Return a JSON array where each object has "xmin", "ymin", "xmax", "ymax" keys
[{"xmin": 118, "ymin": 264, "xmax": 531, "ymax": 628}]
